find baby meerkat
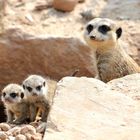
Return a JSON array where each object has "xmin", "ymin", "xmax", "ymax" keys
[
  {"xmin": 1, "ymin": 84, "xmax": 29, "ymax": 124},
  {"xmin": 22, "ymin": 75, "xmax": 51, "ymax": 122},
  {"xmin": 84, "ymin": 18, "xmax": 140, "ymax": 82}
]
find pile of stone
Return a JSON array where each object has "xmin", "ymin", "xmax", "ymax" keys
[{"xmin": 0, "ymin": 122, "xmax": 45, "ymax": 140}]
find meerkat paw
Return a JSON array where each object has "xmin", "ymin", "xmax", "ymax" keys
[
  {"xmin": 13, "ymin": 119, "xmax": 26, "ymax": 125},
  {"xmin": 7, "ymin": 120, "xmax": 14, "ymax": 124}
]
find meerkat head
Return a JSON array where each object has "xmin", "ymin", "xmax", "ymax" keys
[
  {"xmin": 84, "ymin": 18, "xmax": 122, "ymax": 50},
  {"xmin": 22, "ymin": 75, "xmax": 48, "ymax": 99},
  {"xmin": 1, "ymin": 84, "xmax": 24, "ymax": 104}
]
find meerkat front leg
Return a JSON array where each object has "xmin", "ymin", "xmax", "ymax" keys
[
  {"xmin": 13, "ymin": 114, "xmax": 26, "ymax": 124},
  {"xmin": 30, "ymin": 103, "xmax": 38, "ymax": 122},
  {"xmin": 13, "ymin": 105, "xmax": 29, "ymax": 124},
  {"xmin": 6, "ymin": 110, "xmax": 14, "ymax": 123},
  {"xmin": 40, "ymin": 101, "xmax": 50, "ymax": 122}
]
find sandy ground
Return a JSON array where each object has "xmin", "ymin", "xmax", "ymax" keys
[{"xmin": 2, "ymin": 0, "xmax": 140, "ymax": 64}]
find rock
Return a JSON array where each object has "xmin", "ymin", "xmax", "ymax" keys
[
  {"xmin": 8, "ymin": 136, "xmax": 15, "ymax": 140},
  {"xmin": 80, "ymin": 9, "xmax": 97, "ymax": 21},
  {"xmin": 44, "ymin": 76, "xmax": 140, "ymax": 140},
  {"xmin": 20, "ymin": 125, "xmax": 36, "ymax": 135},
  {"xmin": 0, "ymin": 123, "xmax": 11, "ymax": 131},
  {"xmin": 0, "ymin": 131, "xmax": 7, "ymax": 140},
  {"xmin": 26, "ymin": 133, "xmax": 42, "ymax": 140},
  {"xmin": 36, "ymin": 122, "xmax": 47, "ymax": 133},
  {"xmin": 108, "ymin": 73, "xmax": 140, "ymax": 100},
  {"xmin": 53, "ymin": 0, "xmax": 78, "ymax": 12},
  {"xmin": 15, "ymin": 134, "xmax": 27, "ymax": 140},
  {"xmin": 7, "ymin": 126, "xmax": 21, "ymax": 136},
  {"xmin": 100, "ymin": 0, "xmax": 140, "ymax": 20},
  {"xmin": 0, "ymin": 28, "xmax": 96, "ymax": 91}
]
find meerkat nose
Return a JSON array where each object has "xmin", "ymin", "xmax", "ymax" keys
[{"xmin": 90, "ymin": 35, "xmax": 96, "ymax": 40}]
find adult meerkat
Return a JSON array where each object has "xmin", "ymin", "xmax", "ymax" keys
[
  {"xmin": 22, "ymin": 75, "xmax": 56, "ymax": 122},
  {"xmin": 1, "ymin": 84, "xmax": 29, "ymax": 124},
  {"xmin": 84, "ymin": 18, "xmax": 140, "ymax": 82}
]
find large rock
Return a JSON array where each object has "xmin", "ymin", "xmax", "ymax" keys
[
  {"xmin": 0, "ymin": 28, "xmax": 96, "ymax": 91},
  {"xmin": 108, "ymin": 73, "xmax": 140, "ymax": 100},
  {"xmin": 44, "ymin": 75, "xmax": 140, "ymax": 140}
]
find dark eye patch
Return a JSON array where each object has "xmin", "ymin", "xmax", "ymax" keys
[
  {"xmin": 98, "ymin": 25, "xmax": 111, "ymax": 34},
  {"xmin": 86, "ymin": 24, "xmax": 94, "ymax": 34},
  {"xmin": 10, "ymin": 93, "xmax": 17, "ymax": 98},
  {"xmin": 3, "ymin": 92, "xmax": 6, "ymax": 97},
  {"xmin": 26, "ymin": 86, "xmax": 32, "ymax": 92},
  {"xmin": 36, "ymin": 85, "xmax": 42, "ymax": 91}
]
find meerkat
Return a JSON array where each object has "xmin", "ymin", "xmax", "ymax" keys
[
  {"xmin": 1, "ymin": 84, "xmax": 29, "ymax": 124},
  {"xmin": 84, "ymin": 18, "xmax": 140, "ymax": 82},
  {"xmin": 22, "ymin": 75, "xmax": 56, "ymax": 122}
]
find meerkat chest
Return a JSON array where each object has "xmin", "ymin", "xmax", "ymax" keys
[
  {"xmin": 96, "ymin": 52, "xmax": 119, "ymax": 82},
  {"xmin": 96, "ymin": 49, "xmax": 132, "ymax": 82},
  {"xmin": 97, "ymin": 53, "xmax": 112, "ymax": 72},
  {"xmin": 6, "ymin": 103, "xmax": 21, "ymax": 114}
]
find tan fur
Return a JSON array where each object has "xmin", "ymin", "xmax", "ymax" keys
[
  {"xmin": 23, "ymin": 75, "xmax": 57, "ymax": 122},
  {"xmin": 84, "ymin": 18, "xmax": 140, "ymax": 82},
  {"xmin": 1, "ymin": 84, "xmax": 29, "ymax": 124}
]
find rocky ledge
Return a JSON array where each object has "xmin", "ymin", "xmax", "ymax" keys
[{"xmin": 44, "ymin": 74, "xmax": 140, "ymax": 140}]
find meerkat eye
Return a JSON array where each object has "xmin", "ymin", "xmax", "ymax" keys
[
  {"xmin": 36, "ymin": 85, "xmax": 42, "ymax": 91},
  {"xmin": 26, "ymin": 86, "xmax": 32, "ymax": 92},
  {"xmin": 10, "ymin": 93, "xmax": 17, "ymax": 98},
  {"xmin": 86, "ymin": 24, "xmax": 94, "ymax": 34},
  {"xmin": 3, "ymin": 92, "xmax": 6, "ymax": 97},
  {"xmin": 98, "ymin": 25, "xmax": 111, "ymax": 34}
]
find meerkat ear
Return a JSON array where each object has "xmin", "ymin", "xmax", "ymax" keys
[
  {"xmin": 21, "ymin": 92, "xmax": 24, "ymax": 99},
  {"xmin": 43, "ymin": 81, "xmax": 45, "ymax": 87},
  {"xmin": 116, "ymin": 27, "xmax": 122, "ymax": 39}
]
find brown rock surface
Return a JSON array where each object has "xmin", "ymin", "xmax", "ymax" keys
[
  {"xmin": 0, "ymin": 28, "xmax": 96, "ymax": 91},
  {"xmin": 44, "ymin": 75, "xmax": 140, "ymax": 140},
  {"xmin": 53, "ymin": 0, "xmax": 78, "ymax": 12}
]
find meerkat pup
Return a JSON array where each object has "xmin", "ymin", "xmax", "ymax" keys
[
  {"xmin": 84, "ymin": 18, "xmax": 140, "ymax": 82},
  {"xmin": 22, "ymin": 75, "xmax": 52, "ymax": 122},
  {"xmin": 1, "ymin": 84, "xmax": 29, "ymax": 124}
]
